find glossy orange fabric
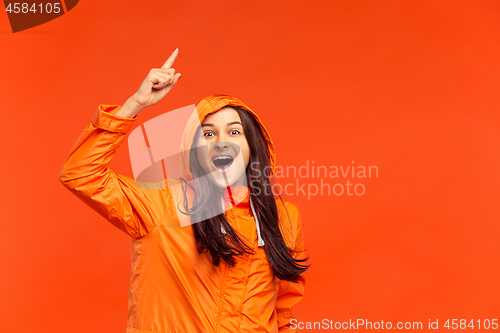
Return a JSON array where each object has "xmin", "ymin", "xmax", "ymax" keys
[{"xmin": 58, "ymin": 95, "xmax": 307, "ymax": 333}]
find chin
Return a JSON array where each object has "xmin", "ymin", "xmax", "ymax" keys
[{"xmin": 208, "ymin": 171, "xmax": 246, "ymax": 189}]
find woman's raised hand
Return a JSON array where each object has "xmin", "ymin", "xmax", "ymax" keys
[
  {"xmin": 133, "ymin": 48, "xmax": 182, "ymax": 107},
  {"xmin": 115, "ymin": 48, "xmax": 182, "ymax": 118}
]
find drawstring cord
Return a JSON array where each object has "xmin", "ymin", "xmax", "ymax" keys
[
  {"xmin": 219, "ymin": 194, "xmax": 265, "ymax": 247},
  {"xmin": 220, "ymin": 197, "xmax": 227, "ymax": 234}
]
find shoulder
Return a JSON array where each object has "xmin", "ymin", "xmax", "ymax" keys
[
  {"xmin": 135, "ymin": 180, "xmax": 168, "ymax": 190},
  {"xmin": 275, "ymin": 197, "xmax": 302, "ymax": 247},
  {"xmin": 133, "ymin": 178, "xmax": 184, "ymax": 196},
  {"xmin": 132, "ymin": 178, "xmax": 183, "ymax": 212},
  {"xmin": 275, "ymin": 197, "xmax": 300, "ymax": 219}
]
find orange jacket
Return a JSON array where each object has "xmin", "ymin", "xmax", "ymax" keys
[{"xmin": 58, "ymin": 95, "xmax": 307, "ymax": 333}]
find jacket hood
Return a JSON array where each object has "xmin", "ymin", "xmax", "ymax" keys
[{"xmin": 179, "ymin": 94, "xmax": 276, "ymax": 183}]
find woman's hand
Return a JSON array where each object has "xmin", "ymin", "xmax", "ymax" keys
[
  {"xmin": 133, "ymin": 48, "xmax": 181, "ymax": 107},
  {"xmin": 115, "ymin": 48, "xmax": 181, "ymax": 118}
]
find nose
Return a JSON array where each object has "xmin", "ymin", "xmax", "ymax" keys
[{"xmin": 214, "ymin": 141, "xmax": 229, "ymax": 150}]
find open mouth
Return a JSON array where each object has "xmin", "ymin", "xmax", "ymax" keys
[{"xmin": 212, "ymin": 155, "xmax": 235, "ymax": 173}]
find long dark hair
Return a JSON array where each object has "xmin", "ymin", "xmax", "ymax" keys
[{"xmin": 180, "ymin": 106, "xmax": 311, "ymax": 282}]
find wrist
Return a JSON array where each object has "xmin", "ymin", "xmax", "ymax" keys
[{"xmin": 115, "ymin": 96, "xmax": 145, "ymax": 118}]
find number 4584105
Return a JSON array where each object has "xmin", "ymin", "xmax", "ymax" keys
[
  {"xmin": 6, "ymin": 3, "xmax": 61, "ymax": 14},
  {"xmin": 444, "ymin": 319, "xmax": 498, "ymax": 329}
]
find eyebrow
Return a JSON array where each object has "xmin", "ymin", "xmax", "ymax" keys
[{"xmin": 201, "ymin": 121, "xmax": 243, "ymax": 128}]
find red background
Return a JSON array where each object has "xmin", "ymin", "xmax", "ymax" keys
[{"xmin": 1, "ymin": 0, "xmax": 499, "ymax": 332}]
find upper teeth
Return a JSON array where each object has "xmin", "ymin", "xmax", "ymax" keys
[{"xmin": 214, "ymin": 156, "xmax": 231, "ymax": 160}]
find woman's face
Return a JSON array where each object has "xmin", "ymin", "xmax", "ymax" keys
[{"xmin": 195, "ymin": 107, "xmax": 250, "ymax": 188}]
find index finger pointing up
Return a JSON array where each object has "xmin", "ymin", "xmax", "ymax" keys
[{"xmin": 162, "ymin": 48, "xmax": 179, "ymax": 68}]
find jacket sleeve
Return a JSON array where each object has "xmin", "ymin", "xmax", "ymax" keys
[
  {"xmin": 58, "ymin": 104, "xmax": 172, "ymax": 239},
  {"xmin": 276, "ymin": 204, "xmax": 307, "ymax": 333}
]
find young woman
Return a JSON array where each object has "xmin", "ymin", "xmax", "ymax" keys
[{"xmin": 58, "ymin": 48, "xmax": 311, "ymax": 333}]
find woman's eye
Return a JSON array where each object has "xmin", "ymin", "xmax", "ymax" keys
[
  {"xmin": 204, "ymin": 132, "xmax": 214, "ymax": 137},
  {"xmin": 230, "ymin": 130, "xmax": 241, "ymax": 135}
]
